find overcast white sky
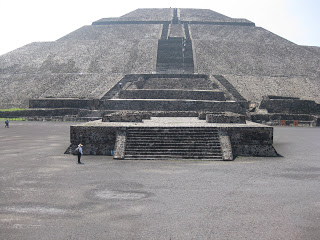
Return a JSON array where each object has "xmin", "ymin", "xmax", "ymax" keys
[{"xmin": 0, "ymin": 0, "xmax": 319, "ymax": 55}]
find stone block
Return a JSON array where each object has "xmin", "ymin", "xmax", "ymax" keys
[
  {"xmin": 102, "ymin": 111, "xmax": 151, "ymax": 122},
  {"xmin": 206, "ymin": 112, "xmax": 246, "ymax": 123},
  {"xmin": 70, "ymin": 125, "xmax": 117, "ymax": 155},
  {"xmin": 260, "ymin": 99, "xmax": 320, "ymax": 114},
  {"xmin": 118, "ymin": 89, "xmax": 226, "ymax": 100},
  {"xmin": 29, "ymin": 98, "xmax": 99, "ymax": 109}
]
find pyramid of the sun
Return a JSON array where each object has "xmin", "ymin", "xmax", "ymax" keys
[{"xmin": 0, "ymin": 8, "xmax": 320, "ymax": 108}]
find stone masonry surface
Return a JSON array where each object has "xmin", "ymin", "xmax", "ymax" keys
[
  {"xmin": 69, "ymin": 117, "xmax": 277, "ymax": 157},
  {"xmin": 1, "ymin": 8, "xmax": 320, "ymax": 108}
]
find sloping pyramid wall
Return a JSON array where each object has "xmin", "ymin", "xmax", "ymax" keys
[
  {"xmin": 0, "ymin": 24, "xmax": 161, "ymax": 108},
  {"xmin": 190, "ymin": 24, "xmax": 320, "ymax": 103},
  {"xmin": 0, "ymin": 8, "xmax": 320, "ymax": 108}
]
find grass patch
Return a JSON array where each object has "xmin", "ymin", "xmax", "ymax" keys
[
  {"xmin": 0, "ymin": 108, "xmax": 26, "ymax": 112},
  {"xmin": 0, "ymin": 118, "xmax": 26, "ymax": 121}
]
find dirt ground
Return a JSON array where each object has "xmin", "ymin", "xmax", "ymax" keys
[{"xmin": 0, "ymin": 121, "xmax": 319, "ymax": 240}]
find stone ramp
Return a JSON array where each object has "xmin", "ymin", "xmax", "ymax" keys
[{"xmin": 124, "ymin": 127, "xmax": 223, "ymax": 160}]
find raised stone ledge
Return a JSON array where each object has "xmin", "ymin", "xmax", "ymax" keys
[
  {"xmin": 118, "ymin": 89, "xmax": 226, "ymax": 100},
  {"xmin": 260, "ymin": 99, "xmax": 320, "ymax": 114},
  {"xmin": 67, "ymin": 120, "xmax": 277, "ymax": 158},
  {"xmin": 206, "ymin": 112, "xmax": 246, "ymax": 123},
  {"xmin": 249, "ymin": 113, "xmax": 319, "ymax": 127},
  {"xmin": 102, "ymin": 110, "xmax": 209, "ymax": 122},
  {"xmin": 0, "ymin": 108, "xmax": 80, "ymax": 118},
  {"xmin": 103, "ymin": 111, "xmax": 150, "ymax": 122},
  {"xmin": 29, "ymin": 98, "xmax": 99, "ymax": 109},
  {"xmin": 101, "ymin": 99, "xmax": 245, "ymax": 114},
  {"xmin": 70, "ymin": 125, "xmax": 117, "ymax": 155}
]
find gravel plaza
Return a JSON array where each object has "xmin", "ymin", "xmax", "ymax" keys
[{"xmin": 0, "ymin": 121, "xmax": 319, "ymax": 240}]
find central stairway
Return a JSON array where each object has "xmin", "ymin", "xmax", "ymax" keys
[
  {"xmin": 156, "ymin": 37, "xmax": 194, "ymax": 73},
  {"xmin": 124, "ymin": 127, "xmax": 223, "ymax": 160}
]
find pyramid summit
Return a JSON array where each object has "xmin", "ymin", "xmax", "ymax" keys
[{"xmin": 0, "ymin": 7, "xmax": 320, "ymax": 109}]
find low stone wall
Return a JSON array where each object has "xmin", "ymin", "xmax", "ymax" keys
[
  {"xmin": 103, "ymin": 112, "xmax": 149, "ymax": 122},
  {"xmin": 221, "ymin": 126, "xmax": 278, "ymax": 157},
  {"xmin": 101, "ymin": 99, "xmax": 246, "ymax": 114},
  {"xmin": 102, "ymin": 110, "xmax": 200, "ymax": 118},
  {"xmin": 260, "ymin": 99, "xmax": 320, "ymax": 114},
  {"xmin": 70, "ymin": 125, "xmax": 117, "ymax": 155},
  {"xmin": 250, "ymin": 113, "xmax": 318, "ymax": 127},
  {"xmin": 29, "ymin": 98, "xmax": 99, "ymax": 109},
  {"xmin": 26, "ymin": 116, "xmax": 101, "ymax": 122},
  {"xmin": 68, "ymin": 123, "xmax": 278, "ymax": 158},
  {"xmin": 102, "ymin": 110, "xmax": 213, "ymax": 122},
  {"xmin": 118, "ymin": 89, "xmax": 226, "ymax": 100},
  {"xmin": 0, "ymin": 108, "xmax": 79, "ymax": 118},
  {"xmin": 206, "ymin": 112, "xmax": 245, "ymax": 123},
  {"xmin": 251, "ymin": 113, "xmax": 316, "ymax": 121}
]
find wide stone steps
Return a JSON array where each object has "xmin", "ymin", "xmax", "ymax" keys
[
  {"xmin": 124, "ymin": 127, "xmax": 223, "ymax": 160},
  {"xmin": 126, "ymin": 136, "xmax": 219, "ymax": 144},
  {"xmin": 124, "ymin": 155, "xmax": 223, "ymax": 160},
  {"xmin": 156, "ymin": 37, "xmax": 194, "ymax": 73},
  {"xmin": 126, "ymin": 141, "xmax": 220, "ymax": 144}
]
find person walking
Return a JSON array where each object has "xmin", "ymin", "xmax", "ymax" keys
[
  {"xmin": 5, "ymin": 119, "xmax": 9, "ymax": 128},
  {"xmin": 77, "ymin": 144, "xmax": 83, "ymax": 164}
]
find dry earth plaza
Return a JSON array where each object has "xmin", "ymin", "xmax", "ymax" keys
[{"xmin": 0, "ymin": 121, "xmax": 319, "ymax": 240}]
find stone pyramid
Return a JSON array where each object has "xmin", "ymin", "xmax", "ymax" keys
[{"xmin": 0, "ymin": 8, "xmax": 320, "ymax": 109}]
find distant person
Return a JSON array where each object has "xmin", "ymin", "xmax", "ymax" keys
[
  {"xmin": 118, "ymin": 82, "xmax": 122, "ymax": 89},
  {"xmin": 5, "ymin": 119, "xmax": 9, "ymax": 128},
  {"xmin": 76, "ymin": 144, "xmax": 83, "ymax": 164}
]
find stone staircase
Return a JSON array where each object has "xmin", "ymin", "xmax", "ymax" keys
[
  {"xmin": 156, "ymin": 37, "xmax": 194, "ymax": 73},
  {"xmin": 124, "ymin": 127, "xmax": 223, "ymax": 160}
]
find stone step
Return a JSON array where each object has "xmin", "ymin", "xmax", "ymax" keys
[
  {"xmin": 127, "ymin": 129, "xmax": 219, "ymax": 133},
  {"xmin": 125, "ymin": 151, "xmax": 222, "ymax": 156},
  {"xmin": 127, "ymin": 131, "xmax": 220, "ymax": 134},
  {"xmin": 101, "ymin": 99, "xmax": 245, "ymax": 113},
  {"xmin": 118, "ymin": 89, "xmax": 225, "ymax": 101},
  {"xmin": 125, "ymin": 153, "xmax": 222, "ymax": 157},
  {"xmin": 127, "ymin": 131, "xmax": 219, "ymax": 135},
  {"xmin": 124, "ymin": 126, "xmax": 222, "ymax": 160},
  {"xmin": 126, "ymin": 145, "xmax": 222, "ymax": 149},
  {"xmin": 126, "ymin": 140, "xmax": 220, "ymax": 144},
  {"xmin": 127, "ymin": 133, "xmax": 220, "ymax": 137},
  {"xmin": 127, "ymin": 134, "xmax": 219, "ymax": 138},
  {"xmin": 126, "ymin": 144, "xmax": 220, "ymax": 148},
  {"xmin": 126, "ymin": 141, "xmax": 220, "ymax": 145},
  {"xmin": 156, "ymin": 38, "xmax": 194, "ymax": 73},
  {"xmin": 127, "ymin": 134, "xmax": 220, "ymax": 137},
  {"xmin": 127, "ymin": 127, "xmax": 219, "ymax": 131},
  {"xmin": 124, "ymin": 155, "xmax": 223, "ymax": 160},
  {"xmin": 126, "ymin": 151, "xmax": 222, "ymax": 155}
]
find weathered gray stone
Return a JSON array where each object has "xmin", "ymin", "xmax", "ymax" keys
[
  {"xmin": 206, "ymin": 112, "xmax": 246, "ymax": 123},
  {"xmin": 29, "ymin": 98, "xmax": 99, "ymax": 109},
  {"xmin": 68, "ymin": 119, "xmax": 277, "ymax": 158},
  {"xmin": 218, "ymin": 130, "xmax": 233, "ymax": 160},
  {"xmin": 114, "ymin": 129, "xmax": 127, "ymax": 159},
  {"xmin": 118, "ymin": 89, "xmax": 226, "ymax": 100},
  {"xmin": 260, "ymin": 97, "xmax": 320, "ymax": 114},
  {"xmin": 1, "ymin": 8, "xmax": 320, "ymax": 108}
]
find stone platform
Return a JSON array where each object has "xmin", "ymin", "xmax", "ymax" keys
[{"xmin": 68, "ymin": 117, "xmax": 278, "ymax": 160}]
